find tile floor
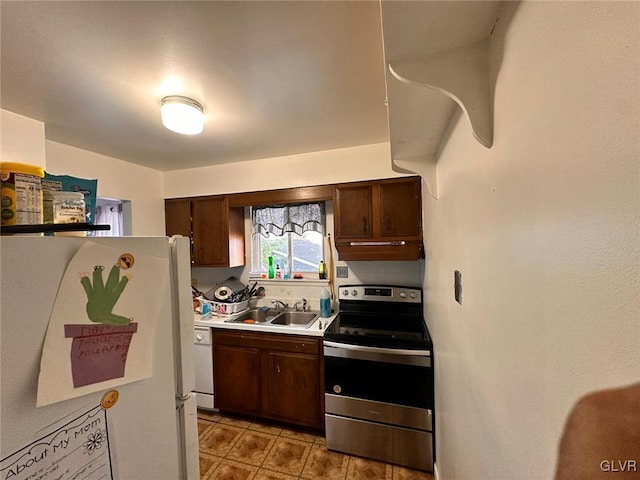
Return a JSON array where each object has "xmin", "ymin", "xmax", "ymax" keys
[{"xmin": 198, "ymin": 410, "xmax": 434, "ymax": 480}]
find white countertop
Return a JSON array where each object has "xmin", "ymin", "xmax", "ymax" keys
[{"xmin": 193, "ymin": 310, "xmax": 336, "ymax": 337}]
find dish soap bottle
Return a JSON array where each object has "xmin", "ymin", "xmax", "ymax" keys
[
  {"xmin": 320, "ymin": 288, "xmax": 331, "ymax": 318},
  {"xmin": 275, "ymin": 264, "xmax": 282, "ymax": 279},
  {"xmin": 318, "ymin": 260, "xmax": 327, "ymax": 279},
  {"xmin": 268, "ymin": 256, "xmax": 275, "ymax": 279}
]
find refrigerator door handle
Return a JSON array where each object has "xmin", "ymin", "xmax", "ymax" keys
[{"xmin": 176, "ymin": 392, "xmax": 191, "ymax": 407}]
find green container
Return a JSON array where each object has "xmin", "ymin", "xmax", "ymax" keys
[{"xmin": 268, "ymin": 256, "xmax": 275, "ymax": 279}]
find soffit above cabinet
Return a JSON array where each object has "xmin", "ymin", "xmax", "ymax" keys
[
  {"xmin": 381, "ymin": 0, "xmax": 508, "ymax": 194},
  {"xmin": 382, "ymin": 1, "xmax": 504, "ymax": 61}
]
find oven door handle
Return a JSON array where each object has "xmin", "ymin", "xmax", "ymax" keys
[{"xmin": 323, "ymin": 341, "xmax": 431, "ymax": 367}]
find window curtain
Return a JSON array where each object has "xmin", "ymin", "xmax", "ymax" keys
[
  {"xmin": 94, "ymin": 203, "xmax": 123, "ymax": 236},
  {"xmin": 252, "ymin": 202, "xmax": 325, "ymax": 237}
]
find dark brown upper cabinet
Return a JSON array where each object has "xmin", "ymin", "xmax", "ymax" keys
[
  {"xmin": 333, "ymin": 176, "xmax": 424, "ymax": 261},
  {"xmin": 165, "ymin": 175, "xmax": 422, "ymax": 265},
  {"xmin": 164, "ymin": 196, "xmax": 244, "ymax": 267},
  {"xmin": 334, "ymin": 184, "xmax": 374, "ymax": 239},
  {"xmin": 164, "ymin": 198, "xmax": 191, "ymax": 238}
]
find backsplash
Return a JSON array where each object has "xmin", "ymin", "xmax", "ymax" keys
[{"xmin": 192, "ymin": 260, "xmax": 423, "ymax": 313}]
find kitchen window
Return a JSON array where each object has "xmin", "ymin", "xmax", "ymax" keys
[{"xmin": 250, "ymin": 203, "xmax": 325, "ymax": 278}]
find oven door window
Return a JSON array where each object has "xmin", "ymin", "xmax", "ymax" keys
[{"xmin": 325, "ymin": 356, "xmax": 433, "ymax": 409}]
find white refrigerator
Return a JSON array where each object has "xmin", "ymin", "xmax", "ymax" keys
[{"xmin": 0, "ymin": 236, "xmax": 199, "ymax": 480}]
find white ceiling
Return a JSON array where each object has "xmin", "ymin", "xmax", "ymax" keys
[{"xmin": 1, "ymin": 1, "xmax": 389, "ymax": 171}]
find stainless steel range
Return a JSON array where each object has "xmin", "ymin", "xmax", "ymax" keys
[{"xmin": 323, "ymin": 285, "xmax": 434, "ymax": 472}]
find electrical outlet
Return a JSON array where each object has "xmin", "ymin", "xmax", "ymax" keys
[
  {"xmin": 454, "ymin": 270, "xmax": 462, "ymax": 305},
  {"xmin": 336, "ymin": 266, "xmax": 348, "ymax": 278},
  {"xmin": 191, "ymin": 278, "xmax": 198, "ymax": 287}
]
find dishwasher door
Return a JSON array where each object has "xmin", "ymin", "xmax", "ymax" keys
[{"xmin": 193, "ymin": 326, "xmax": 215, "ymax": 410}]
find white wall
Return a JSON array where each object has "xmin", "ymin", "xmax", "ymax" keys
[
  {"xmin": 46, "ymin": 141, "xmax": 165, "ymax": 236},
  {"xmin": 412, "ymin": 2, "xmax": 640, "ymax": 479},
  {"xmin": 1, "ymin": 110, "xmax": 46, "ymax": 168},
  {"xmin": 163, "ymin": 142, "xmax": 402, "ymax": 198}
]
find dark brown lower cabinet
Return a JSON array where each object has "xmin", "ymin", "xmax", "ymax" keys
[
  {"xmin": 212, "ymin": 330, "xmax": 323, "ymax": 429},
  {"xmin": 213, "ymin": 344, "xmax": 261, "ymax": 416},
  {"xmin": 265, "ymin": 351, "xmax": 320, "ymax": 426}
]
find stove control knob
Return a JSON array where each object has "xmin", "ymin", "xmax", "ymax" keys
[
  {"xmin": 333, "ymin": 385, "xmax": 342, "ymax": 394},
  {"xmin": 342, "ymin": 289, "xmax": 349, "ymax": 296},
  {"xmin": 410, "ymin": 292, "xmax": 417, "ymax": 299},
  {"xmin": 351, "ymin": 289, "xmax": 358, "ymax": 297},
  {"xmin": 399, "ymin": 291, "xmax": 407, "ymax": 299}
]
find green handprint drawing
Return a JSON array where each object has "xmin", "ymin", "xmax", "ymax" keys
[{"xmin": 80, "ymin": 265, "xmax": 131, "ymax": 326}]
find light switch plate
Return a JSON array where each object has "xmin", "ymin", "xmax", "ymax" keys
[{"xmin": 336, "ymin": 266, "xmax": 348, "ymax": 278}]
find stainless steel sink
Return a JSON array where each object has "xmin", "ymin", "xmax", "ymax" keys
[
  {"xmin": 269, "ymin": 311, "xmax": 318, "ymax": 327},
  {"xmin": 224, "ymin": 308, "xmax": 319, "ymax": 329},
  {"xmin": 225, "ymin": 307, "xmax": 280, "ymax": 324}
]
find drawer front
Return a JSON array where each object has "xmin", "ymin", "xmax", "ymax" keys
[
  {"xmin": 213, "ymin": 330, "xmax": 319, "ymax": 355},
  {"xmin": 325, "ymin": 414, "xmax": 433, "ymax": 471}
]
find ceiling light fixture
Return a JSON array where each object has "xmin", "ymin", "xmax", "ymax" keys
[{"xmin": 160, "ymin": 95, "xmax": 204, "ymax": 135}]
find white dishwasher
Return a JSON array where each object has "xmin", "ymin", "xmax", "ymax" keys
[{"xmin": 193, "ymin": 326, "xmax": 215, "ymax": 410}]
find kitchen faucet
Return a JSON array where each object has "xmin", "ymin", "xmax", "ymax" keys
[
  {"xmin": 271, "ymin": 300, "xmax": 288, "ymax": 311},
  {"xmin": 293, "ymin": 298, "xmax": 308, "ymax": 312}
]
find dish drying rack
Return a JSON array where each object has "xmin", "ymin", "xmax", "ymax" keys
[{"xmin": 195, "ymin": 280, "xmax": 264, "ymax": 316}]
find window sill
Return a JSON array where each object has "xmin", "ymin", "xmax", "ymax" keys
[{"xmin": 248, "ymin": 276, "xmax": 330, "ymax": 286}]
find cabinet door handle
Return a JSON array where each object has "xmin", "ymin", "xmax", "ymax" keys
[
  {"xmin": 273, "ymin": 360, "xmax": 280, "ymax": 374},
  {"xmin": 349, "ymin": 241, "xmax": 406, "ymax": 246}
]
